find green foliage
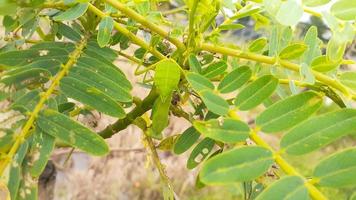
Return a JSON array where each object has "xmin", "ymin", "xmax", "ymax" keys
[{"xmin": 1, "ymin": 0, "xmax": 356, "ymax": 199}]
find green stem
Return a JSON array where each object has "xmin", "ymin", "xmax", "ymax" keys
[
  {"xmin": 200, "ymin": 43, "xmax": 353, "ymax": 100},
  {"xmin": 102, "ymin": 0, "xmax": 186, "ymax": 52},
  {"xmin": 88, "ymin": 3, "xmax": 166, "ymax": 60},
  {"xmin": 188, "ymin": 0, "xmax": 199, "ymax": 48},
  {"xmin": 0, "ymin": 35, "xmax": 89, "ymax": 176}
]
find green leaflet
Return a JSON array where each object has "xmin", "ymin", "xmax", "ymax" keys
[
  {"xmin": 187, "ymin": 138, "xmax": 215, "ymax": 169},
  {"xmin": 276, "ymin": 0, "xmax": 303, "ymax": 26},
  {"xmin": 255, "ymin": 176, "xmax": 310, "ymax": 200},
  {"xmin": 0, "ymin": 47, "xmax": 69, "ymax": 67},
  {"xmin": 53, "ymin": 3, "xmax": 89, "ymax": 21},
  {"xmin": 188, "ymin": 54, "xmax": 201, "ymax": 73},
  {"xmin": 186, "ymin": 72, "xmax": 214, "ymax": 92},
  {"xmin": 331, "ymin": 0, "xmax": 356, "ymax": 21},
  {"xmin": 0, "ymin": 68, "xmax": 51, "ymax": 90},
  {"xmin": 281, "ymin": 109, "xmax": 356, "ymax": 155},
  {"xmin": 235, "ymin": 75, "xmax": 278, "ymax": 111},
  {"xmin": 202, "ymin": 61, "xmax": 227, "ymax": 79},
  {"xmin": 77, "ymin": 56, "xmax": 131, "ymax": 90},
  {"xmin": 303, "ymin": 0, "xmax": 331, "ymax": 7},
  {"xmin": 199, "ymin": 146, "xmax": 273, "ymax": 184},
  {"xmin": 311, "ymin": 55, "xmax": 340, "ymax": 72},
  {"xmin": 154, "ymin": 59, "xmax": 181, "ymax": 101},
  {"xmin": 147, "ymin": 96, "xmax": 172, "ymax": 139},
  {"xmin": 193, "ymin": 118, "xmax": 250, "ymax": 143},
  {"xmin": 200, "ymin": 90, "xmax": 229, "ymax": 116},
  {"xmin": 69, "ymin": 66, "xmax": 132, "ymax": 102},
  {"xmin": 248, "ymin": 37, "xmax": 268, "ymax": 53},
  {"xmin": 313, "ymin": 148, "xmax": 356, "ymax": 188},
  {"xmin": 303, "ymin": 26, "xmax": 321, "ymax": 65},
  {"xmin": 339, "ymin": 72, "xmax": 356, "ymax": 91},
  {"xmin": 57, "ymin": 22, "xmax": 82, "ymax": 42},
  {"xmin": 157, "ymin": 135, "xmax": 179, "ymax": 151},
  {"xmin": 11, "ymin": 90, "xmax": 40, "ymax": 113},
  {"xmin": 28, "ymin": 127, "xmax": 55, "ymax": 178},
  {"xmin": 217, "ymin": 66, "xmax": 252, "ymax": 93},
  {"xmin": 97, "ymin": 16, "xmax": 114, "ymax": 47},
  {"xmin": 0, "ymin": 129, "xmax": 15, "ymax": 153},
  {"xmin": 37, "ymin": 109, "xmax": 109, "ymax": 156},
  {"xmin": 256, "ymin": 91, "xmax": 322, "ymax": 133},
  {"xmin": 8, "ymin": 141, "xmax": 29, "ymax": 200},
  {"xmin": 60, "ymin": 77, "xmax": 126, "ymax": 118},
  {"xmin": 279, "ymin": 43, "xmax": 308, "ymax": 60},
  {"xmin": 173, "ymin": 127, "xmax": 200, "ymax": 154},
  {"xmin": 219, "ymin": 23, "xmax": 245, "ymax": 31}
]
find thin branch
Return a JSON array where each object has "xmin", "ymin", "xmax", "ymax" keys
[
  {"xmin": 87, "ymin": 3, "xmax": 166, "ymax": 60},
  {"xmin": 200, "ymin": 43, "xmax": 353, "ymax": 100},
  {"xmin": 102, "ymin": 0, "xmax": 186, "ymax": 52}
]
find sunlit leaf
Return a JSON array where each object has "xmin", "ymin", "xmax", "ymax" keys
[
  {"xmin": 248, "ymin": 37, "xmax": 268, "ymax": 53},
  {"xmin": 53, "ymin": 3, "xmax": 89, "ymax": 21},
  {"xmin": 279, "ymin": 43, "xmax": 308, "ymax": 60},
  {"xmin": 154, "ymin": 59, "xmax": 181, "ymax": 101},
  {"xmin": 199, "ymin": 146, "xmax": 273, "ymax": 184},
  {"xmin": 339, "ymin": 72, "xmax": 356, "ymax": 91},
  {"xmin": 331, "ymin": 0, "xmax": 356, "ymax": 21},
  {"xmin": 303, "ymin": 0, "xmax": 331, "ymax": 7},
  {"xmin": 255, "ymin": 176, "xmax": 309, "ymax": 200},
  {"xmin": 147, "ymin": 96, "xmax": 171, "ymax": 139},
  {"xmin": 200, "ymin": 90, "xmax": 229, "ymax": 116},
  {"xmin": 217, "ymin": 66, "xmax": 252, "ymax": 93},
  {"xmin": 202, "ymin": 61, "xmax": 227, "ymax": 79},
  {"xmin": 310, "ymin": 55, "xmax": 340, "ymax": 72},
  {"xmin": 186, "ymin": 72, "xmax": 214, "ymax": 92},
  {"xmin": 314, "ymin": 148, "xmax": 356, "ymax": 187},
  {"xmin": 276, "ymin": 0, "xmax": 303, "ymax": 26},
  {"xmin": 256, "ymin": 91, "xmax": 322, "ymax": 133},
  {"xmin": 281, "ymin": 109, "xmax": 356, "ymax": 155},
  {"xmin": 235, "ymin": 75, "xmax": 278, "ymax": 111},
  {"xmin": 193, "ymin": 118, "xmax": 250, "ymax": 143}
]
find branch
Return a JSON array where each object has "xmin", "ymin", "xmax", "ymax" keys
[
  {"xmin": 99, "ymin": 89, "xmax": 159, "ymax": 138},
  {"xmin": 0, "ymin": 35, "xmax": 90, "ymax": 176},
  {"xmin": 87, "ymin": 3, "xmax": 166, "ymax": 60},
  {"xmin": 102, "ymin": 0, "xmax": 186, "ymax": 52},
  {"xmin": 200, "ymin": 43, "xmax": 354, "ymax": 100}
]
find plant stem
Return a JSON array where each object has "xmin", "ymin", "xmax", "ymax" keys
[
  {"xmin": 87, "ymin": 3, "xmax": 166, "ymax": 60},
  {"xmin": 200, "ymin": 43, "xmax": 352, "ymax": 99},
  {"xmin": 0, "ymin": 35, "xmax": 89, "ymax": 176},
  {"xmin": 99, "ymin": 89, "xmax": 159, "ymax": 138},
  {"xmin": 162, "ymin": 5, "xmax": 187, "ymax": 16},
  {"xmin": 102, "ymin": 0, "xmax": 186, "ymax": 52},
  {"xmin": 144, "ymin": 133, "xmax": 175, "ymax": 199}
]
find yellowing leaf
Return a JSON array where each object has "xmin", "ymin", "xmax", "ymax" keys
[{"xmin": 279, "ymin": 43, "xmax": 308, "ymax": 60}]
